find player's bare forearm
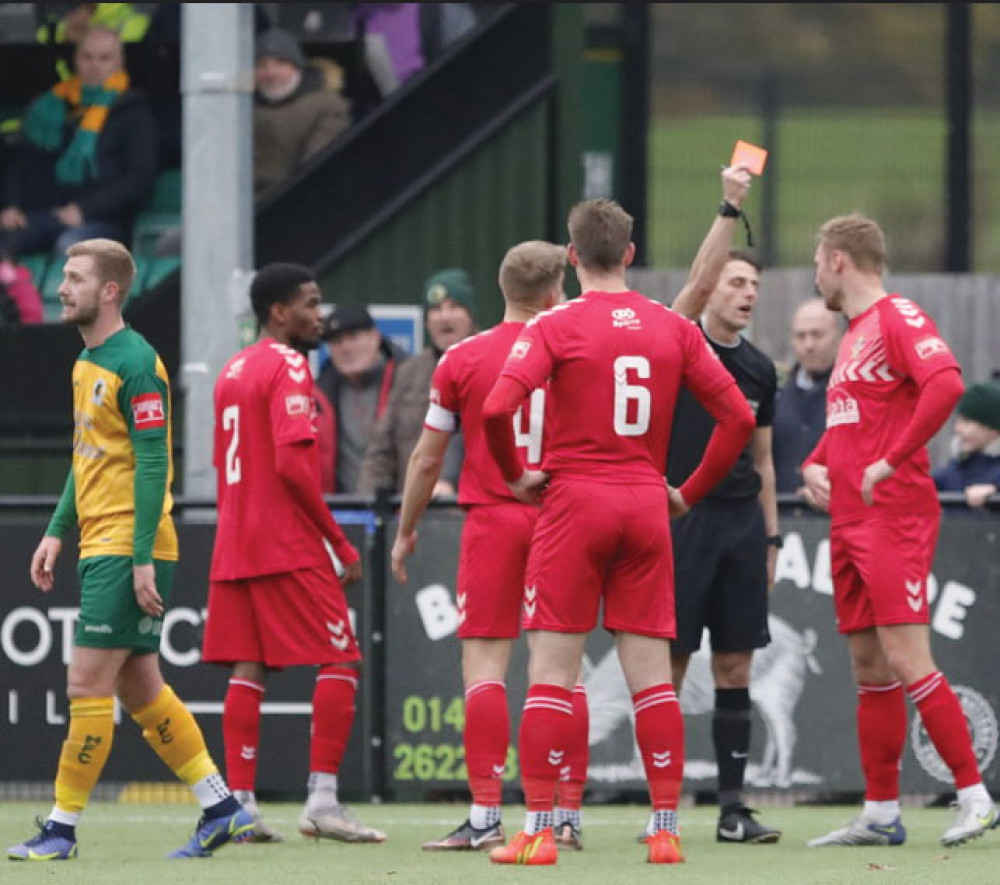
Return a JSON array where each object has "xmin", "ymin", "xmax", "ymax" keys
[
  {"xmin": 672, "ymin": 164, "xmax": 753, "ymax": 320},
  {"xmin": 398, "ymin": 428, "xmax": 449, "ymax": 536}
]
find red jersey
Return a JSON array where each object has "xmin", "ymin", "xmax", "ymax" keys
[
  {"xmin": 499, "ymin": 290, "xmax": 735, "ymax": 485},
  {"xmin": 210, "ymin": 339, "xmax": 330, "ymax": 580},
  {"xmin": 815, "ymin": 295, "xmax": 960, "ymax": 524},
  {"xmin": 426, "ymin": 322, "xmax": 541, "ymax": 506}
]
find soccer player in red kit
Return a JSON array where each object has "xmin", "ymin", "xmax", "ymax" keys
[
  {"xmin": 202, "ymin": 263, "xmax": 385, "ymax": 845},
  {"xmin": 391, "ymin": 241, "xmax": 591, "ymax": 851},
  {"xmin": 802, "ymin": 214, "xmax": 998, "ymax": 848},
  {"xmin": 483, "ymin": 199, "xmax": 756, "ymax": 865}
]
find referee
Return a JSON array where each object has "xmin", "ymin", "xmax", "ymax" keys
[{"xmin": 667, "ymin": 247, "xmax": 781, "ymax": 844}]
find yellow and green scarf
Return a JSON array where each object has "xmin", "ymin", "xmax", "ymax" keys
[{"xmin": 21, "ymin": 71, "xmax": 129, "ymax": 185}]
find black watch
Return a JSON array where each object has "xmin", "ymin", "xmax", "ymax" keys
[
  {"xmin": 765, "ymin": 534, "xmax": 783, "ymax": 549},
  {"xmin": 718, "ymin": 199, "xmax": 741, "ymax": 218}
]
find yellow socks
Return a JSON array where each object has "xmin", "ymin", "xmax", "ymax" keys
[
  {"xmin": 54, "ymin": 697, "xmax": 115, "ymax": 814},
  {"xmin": 131, "ymin": 685, "xmax": 217, "ymax": 785}
]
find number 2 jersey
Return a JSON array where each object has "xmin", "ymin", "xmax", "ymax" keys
[
  {"xmin": 211, "ymin": 338, "xmax": 339, "ymax": 580},
  {"xmin": 426, "ymin": 321, "xmax": 540, "ymax": 506},
  {"xmin": 806, "ymin": 295, "xmax": 961, "ymax": 525},
  {"xmin": 499, "ymin": 290, "xmax": 737, "ymax": 485}
]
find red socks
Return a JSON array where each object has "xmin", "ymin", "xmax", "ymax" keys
[
  {"xmin": 556, "ymin": 683, "xmax": 589, "ymax": 809},
  {"xmin": 222, "ymin": 678, "xmax": 264, "ymax": 791},
  {"xmin": 464, "ymin": 680, "xmax": 509, "ymax": 806},
  {"xmin": 857, "ymin": 682, "xmax": 906, "ymax": 800},
  {"xmin": 633, "ymin": 684, "xmax": 684, "ymax": 810},
  {"xmin": 519, "ymin": 684, "xmax": 574, "ymax": 811},
  {"xmin": 310, "ymin": 666, "xmax": 358, "ymax": 774},
  {"xmin": 908, "ymin": 671, "xmax": 981, "ymax": 789}
]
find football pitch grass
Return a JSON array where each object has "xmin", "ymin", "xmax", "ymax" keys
[{"xmin": 2, "ymin": 802, "xmax": 999, "ymax": 884}]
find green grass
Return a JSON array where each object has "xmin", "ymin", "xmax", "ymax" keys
[
  {"xmin": 2, "ymin": 802, "xmax": 998, "ymax": 884},
  {"xmin": 648, "ymin": 111, "xmax": 1000, "ymax": 272}
]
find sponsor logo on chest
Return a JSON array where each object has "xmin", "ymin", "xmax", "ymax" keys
[{"xmin": 826, "ymin": 394, "xmax": 860, "ymax": 428}]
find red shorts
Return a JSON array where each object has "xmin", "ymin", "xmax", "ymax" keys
[
  {"xmin": 830, "ymin": 514, "xmax": 939, "ymax": 633},
  {"xmin": 456, "ymin": 502, "xmax": 537, "ymax": 639},
  {"xmin": 202, "ymin": 562, "xmax": 361, "ymax": 668},
  {"xmin": 524, "ymin": 479, "xmax": 675, "ymax": 637}
]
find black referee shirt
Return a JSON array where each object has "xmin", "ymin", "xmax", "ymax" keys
[{"xmin": 667, "ymin": 323, "xmax": 777, "ymax": 501}]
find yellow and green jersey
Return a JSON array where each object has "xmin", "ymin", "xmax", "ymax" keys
[{"xmin": 49, "ymin": 326, "xmax": 177, "ymax": 562}]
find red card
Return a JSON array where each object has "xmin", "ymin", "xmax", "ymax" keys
[{"xmin": 730, "ymin": 140, "xmax": 768, "ymax": 175}]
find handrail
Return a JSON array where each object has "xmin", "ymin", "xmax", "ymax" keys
[{"xmin": 1, "ymin": 492, "xmax": 996, "ymax": 514}]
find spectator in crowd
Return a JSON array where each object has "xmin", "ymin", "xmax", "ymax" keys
[
  {"xmin": 0, "ymin": 253, "xmax": 44, "ymax": 323},
  {"xmin": 358, "ymin": 269, "xmax": 476, "ymax": 496},
  {"xmin": 0, "ymin": 27, "xmax": 158, "ymax": 258},
  {"xmin": 36, "ymin": 3, "xmax": 151, "ymax": 47},
  {"xmin": 254, "ymin": 28, "xmax": 351, "ymax": 196},
  {"xmin": 315, "ymin": 303, "xmax": 406, "ymax": 493},
  {"xmin": 350, "ymin": 4, "xmax": 424, "ymax": 93},
  {"xmin": 933, "ymin": 381, "xmax": 1000, "ymax": 508},
  {"xmin": 772, "ymin": 297, "xmax": 842, "ymax": 494}
]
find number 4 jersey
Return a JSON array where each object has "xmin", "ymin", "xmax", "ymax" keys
[
  {"xmin": 426, "ymin": 321, "xmax": 542, "ymax": 506},
  {"xmin": 210, "ymin": 338, "xmax": 330, "ymax": 580},
  {"xmin": 499, "ymin": 290, "xmax": 736, "ymax": 485}
]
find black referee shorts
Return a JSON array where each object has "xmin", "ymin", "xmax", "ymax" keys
[{"xmin": 670, "ymin": 496, "xmax": 771, "ymax": 655}]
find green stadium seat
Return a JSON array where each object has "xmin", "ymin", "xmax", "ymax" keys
[
  {"xmin": 40, "ymin": 260, "xmax": 64, "ymax": 305},
  {"xmin": 129, "ymin": 256, "xmax": 150, "ymax": 299},
  {"xmin": 19, "ymin": 252, "xmax": 49, "ymax": 289},
  {"xmin": 144, "ymin": 255, "xmax": 181, "ymax": 291},
  {"xmin": 131, "ymin": 211, "xmax": 181, "ymax": 259},
  {"xmin": 146, "ymin": 168, "xmax": 182, "ymax": 213}
]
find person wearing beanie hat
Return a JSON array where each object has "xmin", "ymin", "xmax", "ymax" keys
[
  {"xmin": 256, "ymin": 28, "xmax": 306, "ymax": 73},
  {"xmin": 358, "ymin": 269, "xmax": 478, "ymax": 495},
  {"xmin": 423, "ymin": 268, "xmax": 477, "ymax": 354},
  {"xmin": 933, "ymin": 381, "xmax": 1000, "ymax": 507},
  {"xmin": 253, "ymin": 28, "xmax": 351, "ymax": 194},
  {"xmin": 314, "ymin": 303, "xmax": 406, "ymax": 493}
]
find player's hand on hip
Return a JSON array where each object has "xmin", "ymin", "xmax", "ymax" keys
[
  {"xmin": 860, "ymin": 458, "xmax": 894, "ymax": 506},
  {"xmin": 508, "ymin": 469, "xmax": 549, "ymax": 506},
  {"xmin": 133, "ymin": 563, "xmax": 164, "ymax": 617},
  {"xmin": 391, "ymin": 530, "xmax": 417, "ymax": 583},
  {"xmin": 801, "ymin": 463, "xmax": 831, "ymax": 512},
  {"xmin": 30, "ymin": 535, "xmax": 62, "ymax": 591},
  {"xmin": 667, "ymin": 485, "xmax": 689, "ymax": 518}
]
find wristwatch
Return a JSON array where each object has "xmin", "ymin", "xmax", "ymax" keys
[
  {"xmin": 718, "ymin": 199, "xmax": 742, "ymax": 218},
  {"xmin": 765, "ymin": 534, "xmax": 783, "ymax": 549}
]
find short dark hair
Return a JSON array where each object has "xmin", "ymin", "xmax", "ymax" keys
[
  {"xmin": 567, "ymin": 199, "xmax": 633, "ymax": 271},
  {"xmin": 250, "ymin": 263, "xmax": 315, "ymax": 326},
  {"xmin": 727, "ymin": 248, "xmax": 762, "ymax": 273}
]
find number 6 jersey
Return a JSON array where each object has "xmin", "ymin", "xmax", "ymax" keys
[{"xmin": 499, "ymin": 290, "xmax": 736, "ymax": 486}]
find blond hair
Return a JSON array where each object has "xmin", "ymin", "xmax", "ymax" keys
[
  {"xmin": 498, "ymin": 241, "xmax": 566, "ymax": 306},
  {"xmin": 818, "ymin": 213, "xmax": 886, "ymax": 274},
  {"xmin": 67, "ymin": 238, "xmax": 136, "ymax": 305},
  {"xmin": 567, "ymin": 199, "xmax": 633, "ymax": 271}
]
